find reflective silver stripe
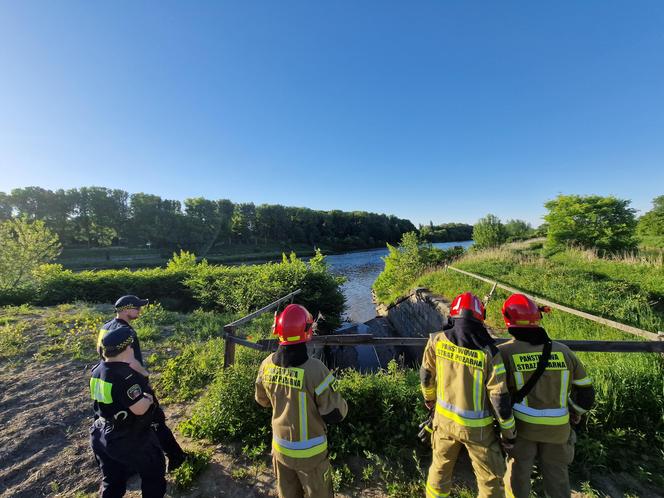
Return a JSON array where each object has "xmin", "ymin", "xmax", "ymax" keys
[
  {"xmin": 514, "ymin": 371, "xmax": 527, "ymax": 406},
  {"xmin": 273, "ymin": 435, "xmax": 326, "ymax": 450},
  {"xmin": 513, "ymin": 403, "xmax": 568, "ymax": 418},
  {"xmin": 315, "ymin": 373, "xmax": 335, "ymax": 395},
  {"xmin": 437, "ymin": 399, "xmax": 490, "ymax": 419},
  {"xmin": 572, "ymin": 376, "xmax": 592, "ymax": 386}
]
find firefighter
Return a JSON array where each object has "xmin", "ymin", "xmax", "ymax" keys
[
  {"xmin": 255, "ymin": 304, "xmax": 348, "ymax": 498},
  {"xmin": 420, "ymin": 292, "xmax": 516, "ymax": 498},
  {"xmin": 499, "ymin": 293, "xmax": 595, "ymax": 498},
  {"xmin": 90, "ymin": 326, "xmax": 166, "ymax": 497},
  {"xmin": 97, "ymin": 295, "xmax": 187, "ymax": 472}
]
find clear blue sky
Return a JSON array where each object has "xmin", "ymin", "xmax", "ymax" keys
[{"xmin": 1, "ymin": 1, "xmax": 663, "ymax": 227}]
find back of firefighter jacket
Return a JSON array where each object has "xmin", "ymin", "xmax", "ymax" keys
[
  {"xmin": 420, "ymin": 329, "xmax": 516, "ymax": 442},
  {"xmin": 255, "ymin": 355, "xmax": 348, "ymax": 469},
  {"xmin": 498, "ymin": 339, "xmax": 594, "ymax": 443}
]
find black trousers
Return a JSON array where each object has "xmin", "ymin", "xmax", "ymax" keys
[
  {"xmin": 152, "ymin": 404, "xmax": 185, "ymax": 461},
  {"xmin": 90, "ymin": 424, "xmax": 166, "ymax": 498}
]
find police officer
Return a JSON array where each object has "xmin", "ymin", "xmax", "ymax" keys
[
  {"xmin": 90, "ymin": 326, "xmax": 166, "ymax": 497},
  {"xmin": 97, "ymin": 295, "xmax": 186, "ymax": 472},
  {"xmin": 420, "ymin": 292, "xmax": 516, "ymax": 498},
  {"xmin": 499, "ymin": 294, "xmax": 595, "ymax": 498},
  {"xmin": 255, "ymin": 304, "xmax": 348, "ymax": 498}
]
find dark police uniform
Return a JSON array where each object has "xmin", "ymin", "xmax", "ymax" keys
[
  {"xmin": 98, "ymin": 317, "xmax": 144, "ymax": 363},
  {"xmin": 97, "ymin": 295, "xmax": 186, "ymax": 472},
  {"xmin": 90, "ymin": 329, "xmax": 166, "ymax": 497}
]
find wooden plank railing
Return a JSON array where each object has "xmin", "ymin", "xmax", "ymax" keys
[{"xmin": 446, "ymin": 266, "xmax": 661, "ymax": 341}]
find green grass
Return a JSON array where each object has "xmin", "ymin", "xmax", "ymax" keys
[{"xmin": 0, "ymin": 321, "xmax": 29, "ymax": 360}]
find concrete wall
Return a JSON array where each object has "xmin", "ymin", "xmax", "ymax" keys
[{"xmin": 377, "ymin": 287, "xmax": 451, "ymax": 362}]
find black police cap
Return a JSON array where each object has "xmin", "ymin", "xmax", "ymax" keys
[
  {"xmin": 101, "ymin": 326, "xmax": 134, "ymax": 355},
  {"xmin": 114, "ymin": 295, "xmax": 149, "ymax": 311}
]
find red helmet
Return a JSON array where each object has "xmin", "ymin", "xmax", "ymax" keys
[
  {"xmin": 273, "ymin": 304, "xmax": 315, "ymax": 345},
  {"xmin": 449, "ymin": 292, "xmax": 486, "ymax": 322},
  {"xmin": 502, "ymin": 293, "xmax": 550, "ymax": 328}
]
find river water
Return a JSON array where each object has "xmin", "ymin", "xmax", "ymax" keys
[{"xmin": 325, "ymin": 241, "xmax": 473, "ymax": 323}]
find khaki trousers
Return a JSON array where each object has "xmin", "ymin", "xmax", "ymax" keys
[
  {"xmin": 426, "ymin": 428, "xmax": 506, "ymax": 498},
  {"xmin": 504, "ymin": 431, "xmax": 576, "ymax": 498},
  {"xmin": 272, "ymin": 455, "xmax": 334, "ymax": 498}
]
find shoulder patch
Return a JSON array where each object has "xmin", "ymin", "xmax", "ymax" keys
[{"xmin": 127, "ymin": 384, "xmax": 143, "ymax": 400}]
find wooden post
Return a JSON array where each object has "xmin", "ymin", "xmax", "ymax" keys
[{"xmin": 223, "ymin": 325, "xmax": 237, "ymax": 369}]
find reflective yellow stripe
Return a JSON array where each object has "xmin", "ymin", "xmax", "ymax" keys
[
  {"xmin": 499, "ymin": 416, "xmax": 516, "ymax": 430},
  {"xmin": 560, "ymin": 370, "xmax": 570, "ymax": 408},
  {"xmin": 572, "ymin": 376, "xmax": 592, "ymax": 386},
  {"xmin": 426, "ymin": 482, "xmax": 450, "ymax": 498},
  {"xmin": 286, "ymin": 335, "xmax": 301, "ymax": 342},
  {"xmin": 421, "ymin": 385, "xmax": 436, "ymax": 399},
  {"xmin": 272, "ymin": 439, "xmax": 328, "ymax": 458},
  {"xmin": 90, "ymin": 378, "xmax": 113, "ymax": 404},
  {"xmin": 97, "ymin": 328, "xmax": 106, "ymax": 349},
  {"xmin": 299, "ymin": 392, "xmax": 307, "ymax": 442},
  {"xmin": 315, "ymin": 372, "xmax": 335, "ymax": 395},
  {"xmin": 493, "ymin": 363, "xmax": 506, "ymax": 376},
  {"xmin": 437, "ymin": 355, "xmax": 444, "ymax": 401},
  {"xmin": 473, "ymin": 369, "xmax": 482, "ymax": 412},
  {"xmin": 435, "ymin": 404, "xmax": 493, "ymax": 427},
  {"xmin": 514, "ymin": 412, "xmax": 569, "ymax": 425}
]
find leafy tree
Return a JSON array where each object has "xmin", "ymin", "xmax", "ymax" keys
[
  {"xmin": 472, "ymin": 214, "xmax": 507, "ymax": 249},
  {"xmin": 637, "ymin": 195, "xmax": 664, "ymax": 237},
  {"xmin": 504, "ymin": 219, "xmax": 533, "ymax": 240},
  {"xmin": 0, "ymin": 218, "xmax": 62, "ymax": 290},
  {"xmin": 0, "ymin": 192, "xmax": 11, "ymax": 221},
  {"xmin": 231, "ymin": 203, "xmax": 256, "ymax": 244},
  {"xmin": 544, "ymin": 194, "xmax": 637, "ymax": 253}
]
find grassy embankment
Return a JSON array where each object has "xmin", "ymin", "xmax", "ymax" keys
[{"xmin": 375, "ymin": 240, "xmax": 664, "ymax": 488}]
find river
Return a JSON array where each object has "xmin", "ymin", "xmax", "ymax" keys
[{"xmin": 325, "ymin": 241, "xmax": 473, "ymax": 323}]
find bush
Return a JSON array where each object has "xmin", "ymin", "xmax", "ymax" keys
[
  {"xmin": 179, "ymin": 361, "xmax": 272, "ymax": 450},
  {"xmin": 472, "ymin": 214, "xmax": 507, "ymax": 249},
  {"xmin": 373, "ymin": 232, "xmax": 464, "ymax": 304},
  {"xmin": 544, "ymin": 194, "xmax": 637, "ymax": 253},
  {"xmin": 0, "ymin": 252, "xmax": 345, "ymax": 330},
  {"xmin": 156, "ymin": 338, "xmax": 225, "ymax": 402},
  {"xmin": 185, "ymin": 250, "xmax": 345, "ymax": 332},
  {"xmin": 181, "ymin": 358, "xmax": 428, "ymax": 465},
  {"xmin": 329, "ymin": 361, "xmax": 427, "ymax": 460}
]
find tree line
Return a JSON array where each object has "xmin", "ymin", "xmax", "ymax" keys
[
  {"xmin": 471, "ymin": 194, "xmax": 664, "ymax": 253},
  {"xmin": 0, "ymin": 186, "xmax": 421, "ymax": 252}
]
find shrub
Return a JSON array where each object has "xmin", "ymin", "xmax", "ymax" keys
[
  {"xmin": 472, "ymin": 214, "xmax": 507, "ymax": 249},
  {"xmin": 544, "ymin": 194, "xmax": 637, "ymax": 253},
  {"xmin": 179, "ymin": 361, "xmax": 272, "ymax": 450},
  {"xmin": 373, "ymin": 232, "xmax": 464, "ymax": 304},
  {"xmin": 185, "ymin": 250, "xmax": 345, "ymax": 332},
  {"xmin": 156, "ymin": 338, "xmax": 225, "ymax": 402}
]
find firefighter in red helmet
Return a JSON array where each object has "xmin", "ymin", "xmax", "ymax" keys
[
  {"xmin": 499, "ymin": 294, "xmax": 595, "ymax": 498},
  {"xmin": 420, "ymin": 292, "xmax": 516, "ymax": 498},
  {"xmin": 255, "ymin": 304, "xmax": 348, "ymax": 498}
]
